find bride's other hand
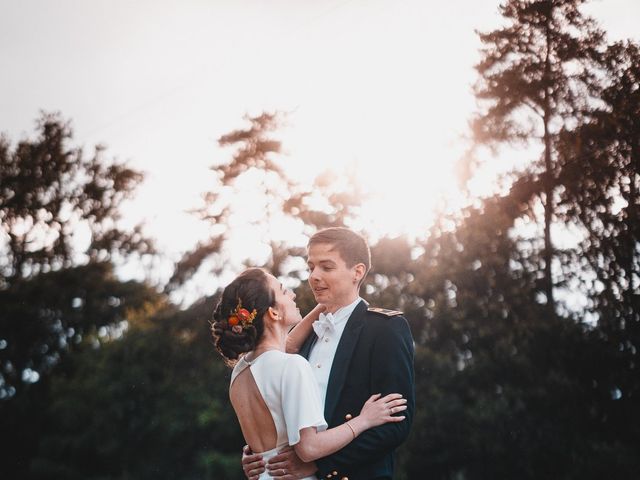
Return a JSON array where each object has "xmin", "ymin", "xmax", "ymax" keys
[
  {"xmin": 354, "ymin": 393, "xmax": 407, "ymax": 431},
  {"xmin": 267, "ymin": 445, "xmax": 317, "ymax": 479},
  {"xmin": 242, "ymin": 445, "xmax": 265, "ymax": 480}
]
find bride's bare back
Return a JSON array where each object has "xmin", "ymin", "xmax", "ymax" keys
[{"xmin": 230, "ymin": 367, "xmax": 277, "ymax": 453}]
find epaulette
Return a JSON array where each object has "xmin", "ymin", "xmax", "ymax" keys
[{"xmin": 367, "ymin": 307, "xmax": 403, "ymax": 317}]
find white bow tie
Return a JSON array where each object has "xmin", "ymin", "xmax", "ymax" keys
[{"xmin": 312, "ymin": 312, "xmax": 335, "ymax": 337}]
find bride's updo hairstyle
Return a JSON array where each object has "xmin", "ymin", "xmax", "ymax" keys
[{"xmin": 211, "ymin": 268, "xmax": 275, "ymax": 366}]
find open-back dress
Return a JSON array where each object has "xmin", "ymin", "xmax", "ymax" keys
[{"xmin": 230, "ymin": 350, "xmax": 328, "ymax": 480}]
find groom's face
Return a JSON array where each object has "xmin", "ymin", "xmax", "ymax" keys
[{"xmin": 306, "ymin": 242, "xmax": 360, "ymax": 312}]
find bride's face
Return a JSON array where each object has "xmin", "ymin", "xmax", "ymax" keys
[{"xmin": 266, "ymin": 274, "xmax": 302, "ymax": 327}]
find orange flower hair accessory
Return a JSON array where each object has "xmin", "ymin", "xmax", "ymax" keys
[{"xmin": 228, "ymin": 299, "xmax": 257, "ymax": 334}]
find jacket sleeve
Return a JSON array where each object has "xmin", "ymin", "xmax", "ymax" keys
[{"xmin": 315, "ymin": 315, "xmax": 415, "ymax": 474}]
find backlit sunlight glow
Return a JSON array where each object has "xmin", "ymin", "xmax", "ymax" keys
[
  {"xmin": 276, "ymin": 84, "xmax": 475, "ymax": 241},
  {"xmin": 2, "ymin": 0, "xmax": 637, "ymax": 301},
  {"xmin": 104, "ymin": 0, "xmax": 494, "ymax": 262}
]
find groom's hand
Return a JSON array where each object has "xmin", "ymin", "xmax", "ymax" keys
[
  {"xmin": 242, "ymin": 445, "xmax": 265, "ymax": 480},
  {"xmin": 267, "ymin": 446, "xmax": 317, "ymax": 480}
]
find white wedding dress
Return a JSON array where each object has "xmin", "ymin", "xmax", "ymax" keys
[{"xmin": 231, "ymin": 350, "xmax": 328, "ymax": 480}]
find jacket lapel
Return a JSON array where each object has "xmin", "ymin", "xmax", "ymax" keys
[{"xmin": 323, "ymin": 300, "xmax": 367, "ymax": 422}]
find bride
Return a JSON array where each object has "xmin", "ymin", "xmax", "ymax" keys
[{"xmin": 212, "ymin": 268, "xmax": 407, "ymax": 480}]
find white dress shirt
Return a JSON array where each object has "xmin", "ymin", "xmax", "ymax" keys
[{"xmin": 308, "ymin": 297, "xmax": 362, "ymax": 408}]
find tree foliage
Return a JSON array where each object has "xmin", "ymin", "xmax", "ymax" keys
[
  {"xmin": 0, "ymin": 113, "xmax": 155, "ymax": 398},
  {"xmin": 0, "ymin": 262, "xmax": 166, "ymax": 478},
  {"xmin": 469, "ymin": 0, "xmax": 605, "ymax": 312},
  {"xmin": 0, "ymin": 113, "xmax": 160, "ymax": 478},
  {"xmin": 29, "ymin": 297, "xmax": 244, "ymax": 480},
  {"xmin": 4, "ymin": 3, "xmax": 640, "ymax": 477},
  {"xmin": 555, "ymin": 39, "xmax": 640, "ymax": 454},
  {"xmin": 557, "ymin": 40, "xmax": 640, "ymax": 326},
  {"xmin": 0, "ymin": 262, "xmax": 161, "ymax": 397},
  {"xmin": 401, "ymin": 192, "xmax": 636, "ymax": 478},
  {"xmin": 0, "ymin": 112, "xmax": 152, "ymax": 288},
  {"xmin": 168, "ymin": 112, "xmax": 364, "ymax": 293}
]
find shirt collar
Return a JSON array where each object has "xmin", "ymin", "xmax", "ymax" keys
[{"xmin": 329, "ymin": 296, "xmax": 362, "ymax": 327}]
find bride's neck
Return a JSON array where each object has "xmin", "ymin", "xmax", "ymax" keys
[{"xmin": 253, "ymin": 324, "xmax": 287, "ymax": 355}]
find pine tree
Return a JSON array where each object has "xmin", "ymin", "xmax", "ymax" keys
[
  {"xmin": 470, "ymin": 0, "xmax": 605, "ymax": 314},
  {"xmin": 167, "ymin": 112, "xmax": 364, "ymax": 294},
  {"xmin": 556, "ymin": 40, "xmax": 640, "ymax": 469}
]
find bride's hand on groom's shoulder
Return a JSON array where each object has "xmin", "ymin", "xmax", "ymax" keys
[
  {"xmin": 241, "ymin": 445, "xmax": 265, "ymax": 480},
  {"xmin": 266, "ymin": 446, "xmax": 317, "ymax": 480}
]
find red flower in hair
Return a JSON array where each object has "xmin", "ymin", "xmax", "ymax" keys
[{"xmin": 227, "ymin": 299, "xmax": 257, "ymax": 332}]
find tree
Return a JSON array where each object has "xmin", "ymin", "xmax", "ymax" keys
[
  {"xmin": 401, "ymin": 189, "xmax": 636, "ymax": 478},
  {"xmin": 0, "ymin": 114, "xmax": 152, "ymax": 398},
  {"xmin": 0, "ymin": 263, "xmax": 166, "ymax": 479},
  {"xmin": 556, "ymin": 39, "xmax": 640, "ymax": 463},
  {"xmin": 557, "ymin": 40, "xmax": 640, "ymax": 328},
  {"xmin": 167, "ymin": 112, "xmax": 364, "ymax": 295},
  {"xmin": 0, "ymin": 262, "xmax": 161, "ymax": 398},
  {"xmin": 469, "ymin": 0, "xmax": 605, "ymax": 314},
  {"xmin": 0, "ymin": 112, "xmax": 154, "ymax": 398},
  {"xmin": 0, "ymin": 113, "xmax": 161, "ymax": 478},
  {"xmin": 0, "ymin": 112, "xmax": 152, "ymax": 288},
  {"xmin": 29, "ymin": 296, "xmax": 245, "ymax": 480}
]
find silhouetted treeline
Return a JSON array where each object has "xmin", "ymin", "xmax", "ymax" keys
[{"xmin": 1, "ymin": 1, "xmax": 639, "ymax": 479}]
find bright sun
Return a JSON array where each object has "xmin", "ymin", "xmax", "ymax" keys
[{"xmin": 279, "ymin": 99, "xmax": 469, "ymax": 241}]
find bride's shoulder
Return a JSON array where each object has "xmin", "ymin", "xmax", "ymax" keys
[
  {"xmin": 256, "ymin": 352, "xmax": 311, "ymax": 378},
  {"xmin": 281, "ymin": 352, "xmax": 312, "ymax": 371},
  {"xmin": 254, "ymin": 350, "xmax": 309, "ymax": 366},
  {"xmin": 282, "ymin": 352, "xmax": 308, "ymax": 363},
  {"xmin": 280, "ymin": 354, "xmax": 315, "ymax": 384},
  {"xmin": 257, "ymin": 350, "xmax": 302, "ymax": 366}
]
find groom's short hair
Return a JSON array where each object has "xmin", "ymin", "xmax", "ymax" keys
[{"xmin": 308, "ymin": 227, "xmax": 371, "ymax": 274}]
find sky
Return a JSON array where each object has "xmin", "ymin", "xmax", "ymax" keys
[{"xmin": 1, "ymin": 0, "xmax": 639, "ymax": 299}]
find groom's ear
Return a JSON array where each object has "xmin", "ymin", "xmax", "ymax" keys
[{"xmin": 353, "ymin": 263, "xmax": 366, "ymax": 284}]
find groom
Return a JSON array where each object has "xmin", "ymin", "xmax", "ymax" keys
[{"xmin": 243, "ymin": 227, "xmax": 415, "ymax": 480}]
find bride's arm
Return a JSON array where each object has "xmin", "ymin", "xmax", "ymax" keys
[
  {"xmin": 293, "ymin": 393, "xmax": 407, "ymax": 463},
  {"xmin": 285, "ymin": 304, "xmax": 325, "ymax": 354}
]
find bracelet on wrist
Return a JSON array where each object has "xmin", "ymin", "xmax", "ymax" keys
[{"xmin": 346, "ymin": 421, "xmax": 357, "ymax": 439}]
